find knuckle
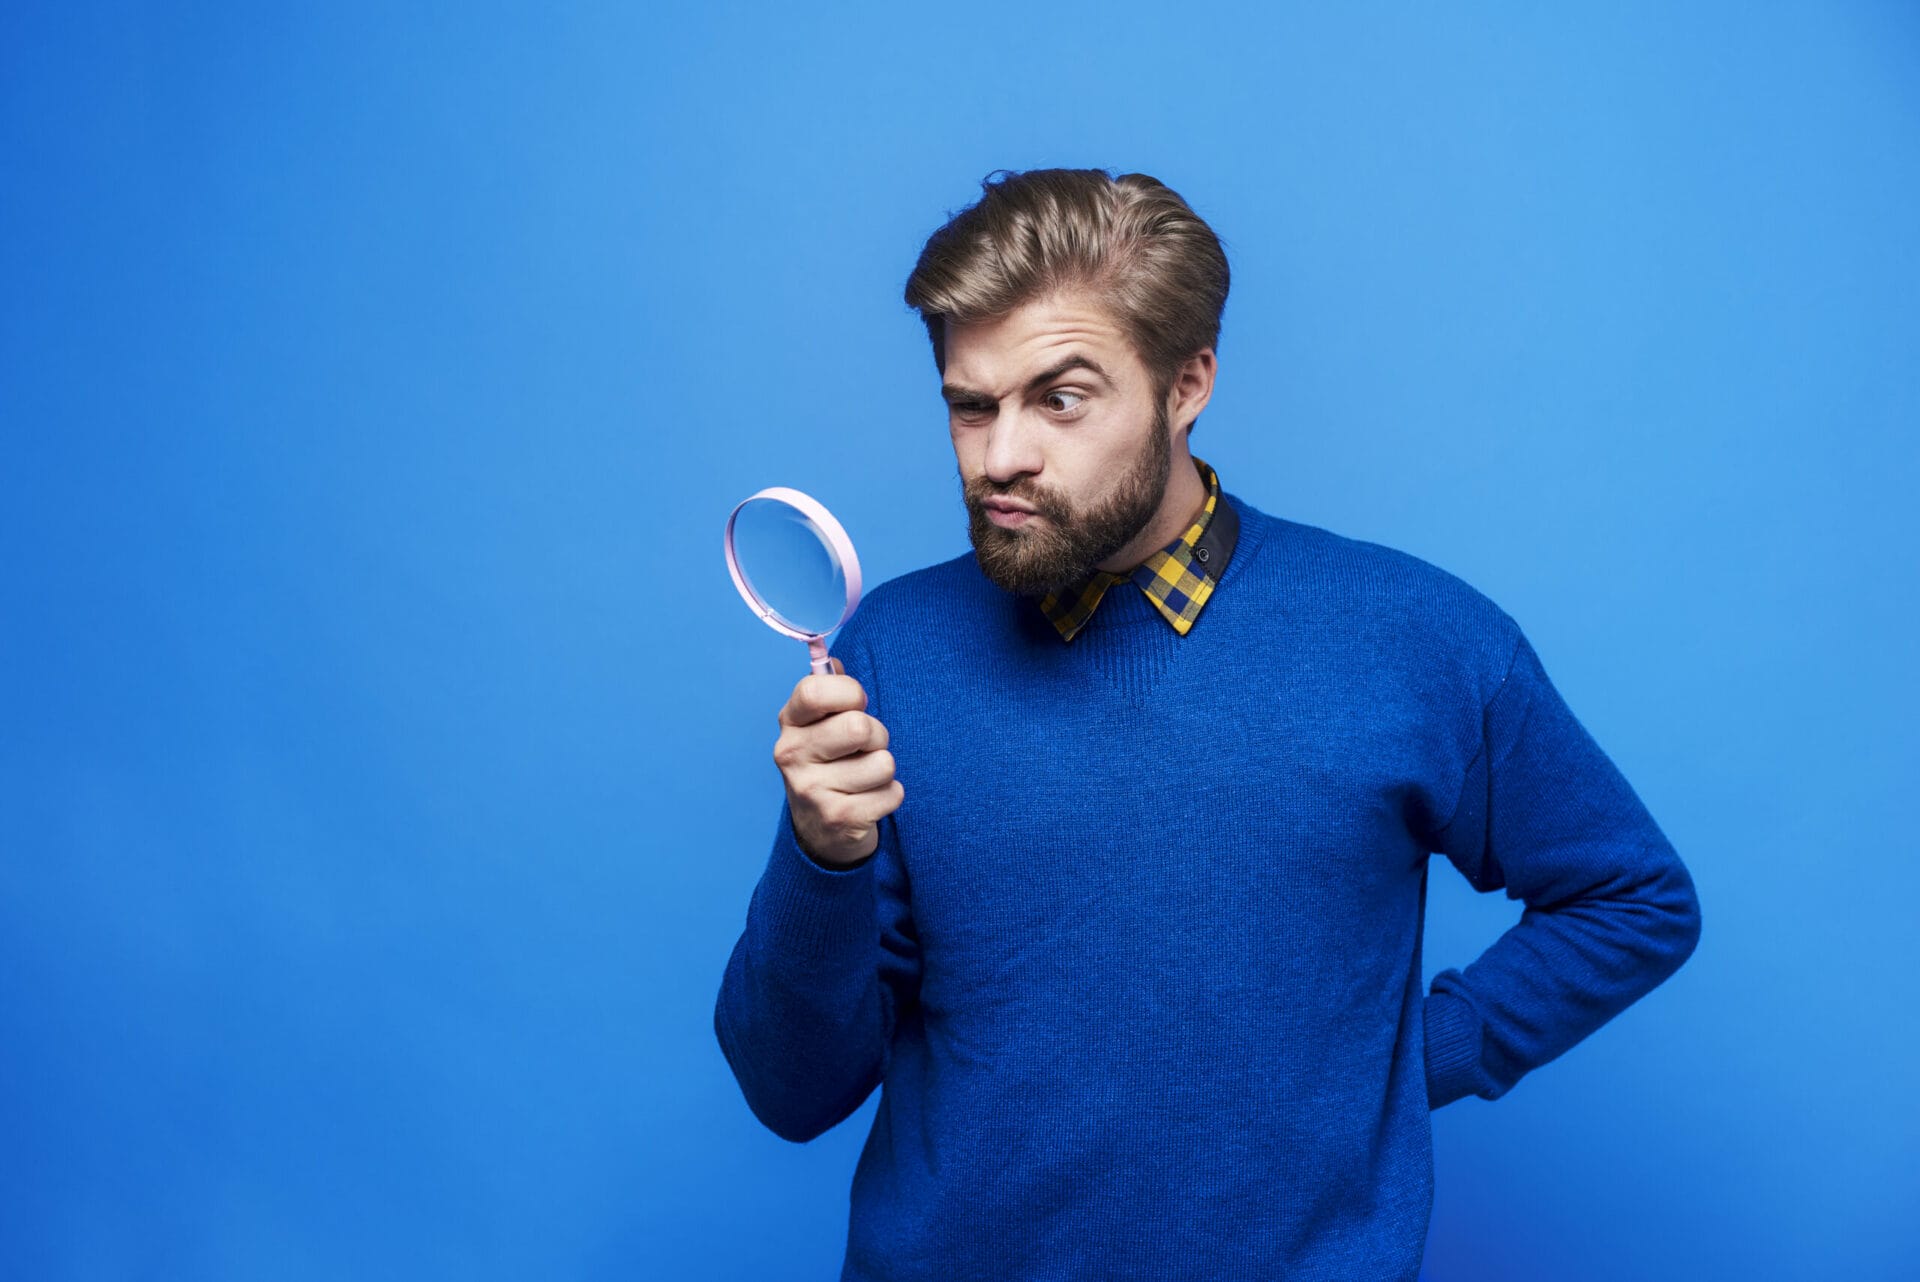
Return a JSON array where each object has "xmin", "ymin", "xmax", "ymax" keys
[{"xmin": 848, "ymin": 713, "xmax": 875, "ymax": 751}]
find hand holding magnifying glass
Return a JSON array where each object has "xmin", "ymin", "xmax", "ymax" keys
[{"xmin": 724, "ymin": 486, "xmax": 900, "ymax": 867}]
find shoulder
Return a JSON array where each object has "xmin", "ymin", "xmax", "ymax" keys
[{"xmin": 1233, "ymin": 494, "xmax": 1525, "ymax": 683}]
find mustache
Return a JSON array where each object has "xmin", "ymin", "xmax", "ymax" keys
[{"xmin": 969, "ymin": 483, "xmax": 1055, "ymax": 511}]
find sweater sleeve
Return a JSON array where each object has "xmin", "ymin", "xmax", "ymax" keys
[
  {"xmin": 1421, "ymin": 628, "xmax": 1703, "ymax": 1110},
  {"xmin": 711, "ymin": 629, "xmax": 924, "ymax": 1143}
]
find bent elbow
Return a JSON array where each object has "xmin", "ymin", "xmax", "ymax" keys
[
  {"xmin": 762, "ymin": 1106, "xmax": 833, "ymax": 1146},
  {"xmin": 1653, "ymin": 844, "xmax": 1704, "ymax": 977},
  {"xmin": 1677, "ymin": 875, "xmax": 1703, "ymax": 966}
]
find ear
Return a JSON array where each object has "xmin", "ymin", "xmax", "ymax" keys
[{"xmin": 1167, "ymin": 348, "xmax": 1217, "ymax": 433}]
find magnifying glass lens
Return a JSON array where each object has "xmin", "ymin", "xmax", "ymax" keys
[{"xmin": 732, "ymin": 497, "xmax": 848, "ymax": 637}]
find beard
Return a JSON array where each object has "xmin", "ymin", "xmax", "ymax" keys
[{"xmin": 962, "ymin": 400, "xmax": 1174, "ymax": 598}]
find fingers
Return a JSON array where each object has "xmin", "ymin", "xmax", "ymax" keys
[
  {"xmin": 779, "ymin": 669, "xmax": 867, "ymax": 729},
  {"xmin": 823, "ymin": 747, "xmax": 896, "ymax": 795},
  {"xmin": 774, "ymin": 710, "xmax": 887, "ymax": 769},
  {"xmin": 814, "ymin": 775, "xmax": 905, "ymax": 832}
]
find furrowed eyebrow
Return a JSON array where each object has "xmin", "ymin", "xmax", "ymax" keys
[{"xmin": 941, "ymin": 354, "xmax": 1113, "ymax": 405}]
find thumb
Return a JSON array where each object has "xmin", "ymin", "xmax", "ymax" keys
[{"xmin": 829, "ymin": 657, "xmax": 844, "ymax": 675}]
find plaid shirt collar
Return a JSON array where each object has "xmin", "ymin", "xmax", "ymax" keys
[{"xmin": 1036, "ymin": 455, "xmax": 1239, "ymax": 643}]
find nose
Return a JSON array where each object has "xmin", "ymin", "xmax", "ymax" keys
[{"xmin": 983, "ymin": 410, "xmax": 1043, "ymax": 488}]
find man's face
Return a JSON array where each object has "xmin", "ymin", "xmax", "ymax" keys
[{"xmin": 942, "ymin": 289, "xmax": 1174, "ymax": 598}]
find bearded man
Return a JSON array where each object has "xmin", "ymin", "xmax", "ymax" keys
[{"xmin": 715, "ymin": 167, "xmax": 1702, "ymax": 1282}]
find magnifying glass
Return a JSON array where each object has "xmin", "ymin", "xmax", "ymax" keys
[{"xmin": 723, "ymin": 486, "xmax": 863, "ymax": 676}]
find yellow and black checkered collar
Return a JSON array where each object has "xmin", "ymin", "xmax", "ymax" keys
[{"xmin": 1037, "ymin": 455, "xmax": 1240, "ymax": 643}]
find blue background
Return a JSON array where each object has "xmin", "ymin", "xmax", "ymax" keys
[{"xmin": 4, "ymin": 3, "xmax": 1916, "ymax": 1279}]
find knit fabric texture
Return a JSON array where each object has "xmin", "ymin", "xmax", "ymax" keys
[{"xmin": 714, "ymin": 487, "xmax": 1703, "ymax": 1282}]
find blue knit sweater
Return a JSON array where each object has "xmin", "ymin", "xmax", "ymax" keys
[{"xmin": 714, "ymin": 489, "xmax": 1703, "ymax": 1281}]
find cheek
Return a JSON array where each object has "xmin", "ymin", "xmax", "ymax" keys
[
  {"xmin": 1069, "ymin": 454, "xmax": 1136, "ymax": 508},
  {"xmin": 951, "ymin": 439, "xmax": 983, "ymax": 485},
  {"xmin": 953, "ymin": 447, "xmax": 994, "ymax": 502}
]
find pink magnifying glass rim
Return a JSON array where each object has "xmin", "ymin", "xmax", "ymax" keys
[{"xmin": 723, "ymin": 486, "xmax": 863, "ymax": 673}]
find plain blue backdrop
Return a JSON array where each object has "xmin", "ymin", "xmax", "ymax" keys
[{"xmin": 4, "ymin": 3, "xmax": 1916, "ymax": 1279}]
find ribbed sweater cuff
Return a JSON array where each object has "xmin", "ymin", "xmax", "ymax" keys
[
  {"xmin": 1423, "ymin": 985, "xmax": 1484, "ymax": 1110},
  {"xmin": 753, "ymin": 800, "xmax": 878, "ymax": 966}
]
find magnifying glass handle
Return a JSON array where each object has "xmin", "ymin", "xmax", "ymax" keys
[{"xmin": 809, "ymin": 636, "xmax": 833, "ymax": 676}]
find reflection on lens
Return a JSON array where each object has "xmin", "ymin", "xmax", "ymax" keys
[{"xmin": 731, "ymin": 497, "xmax": 849, "ymax": 636}]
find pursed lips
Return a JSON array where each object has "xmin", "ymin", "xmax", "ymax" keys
[{"xmin": 984, "ymin": 501, "xmax": 1040, "ymax": 529}]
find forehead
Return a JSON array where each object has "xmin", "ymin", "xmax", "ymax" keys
[{"xmin": 942, "ymin": 290, "xmax": 1138, "ymax": 390}]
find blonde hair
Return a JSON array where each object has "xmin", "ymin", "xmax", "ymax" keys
[{"xmin": 903, "ymin": 168, "xmax": 1230, "ymax": 413}]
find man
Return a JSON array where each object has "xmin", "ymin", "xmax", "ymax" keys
[{"xmin": 714, "ymin": 168, "xmax": 1702, "ymax": 1281}]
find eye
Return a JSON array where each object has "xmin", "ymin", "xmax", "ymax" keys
[{"xmin": 1042, "ymin": 389, "xmax": 1086, "ymax": 414}]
